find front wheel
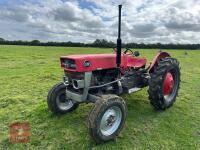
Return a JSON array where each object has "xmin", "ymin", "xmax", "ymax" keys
[
  {"xmin": 47, "ymin": 82, "xmax": 79, "ymax": 115},
  {"xmin": 87, "ymin": 95, "xmax": 127, "ymax": 144}
]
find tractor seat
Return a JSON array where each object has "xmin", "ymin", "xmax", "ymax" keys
[{"xmin": 126, "ymin": 57, "xmax": 147, "ymax": 68}]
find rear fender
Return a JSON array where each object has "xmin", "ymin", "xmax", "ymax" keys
[{"xmin": 149, "ymin": 52, "xmax": 170, "ymax": 73}]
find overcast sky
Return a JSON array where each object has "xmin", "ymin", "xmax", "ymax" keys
[{"xmin": 0, "ymin": 0, "xmax": 200, "ymax": 43}]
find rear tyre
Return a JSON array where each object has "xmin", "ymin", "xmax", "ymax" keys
[
  {"xmin": 47, "ymin": 82, "xmax": 79, "ymax": 115},
  {"xmin": 87, "ymin": 95, "xmax": 127, "ymax": 144},
  {"xmin": 148, "ymin": 57, "xmax": 180, "ymax": 110}
]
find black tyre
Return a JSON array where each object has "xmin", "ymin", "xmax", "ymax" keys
[
  {"xmin": 87, "ymin": 95, "xmax": 127, "ymax": 144},
  {"xmin": 148, "ymin": 57, "xmax": 180, "ymax": 110},
  {"xmin": 47, "ymin": 82, "xmax": 79, "ymax": 115}
]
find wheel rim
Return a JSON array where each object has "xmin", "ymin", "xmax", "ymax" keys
[
  {"xmin": 100, "ymin": 106, "xmax": 122, "ymax": 136},
  {"xmin": 56, "ymin": 91, "xmax": 74, "ymax": 111},
  {"xmin": 163, "ymin": 71, "xmax": 178, "ymax": 103}
]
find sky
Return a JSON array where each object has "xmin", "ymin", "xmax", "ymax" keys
[{"xmin": 0, "ymin": 0, "xmax": 200, "ymax": 44}]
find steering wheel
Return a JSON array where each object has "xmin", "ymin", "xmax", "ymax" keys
[{"xmin": 124, "ymin": 48, "xmax": 133, "ymax": 55}]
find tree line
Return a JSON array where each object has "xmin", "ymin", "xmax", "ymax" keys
[{"xmin": 0, "ymin": 38, "xmax": 200, "ymax": 50}]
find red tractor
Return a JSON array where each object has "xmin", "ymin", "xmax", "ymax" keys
[{"xmin": 47, "ymin": 5, "xmax": 180, "ymax": 143}]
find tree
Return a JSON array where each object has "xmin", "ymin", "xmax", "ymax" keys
[
  {"xmin": 0, "ymin": 38, "xmax": 5, "ymax": 41},
  {"xmin": 0, "ymin": 38, "xmax": 199, "ymax": 50},
  {"xmin": 91, "ymin": 39, "xmax": 116, "ymax": 48},
  {"xmin": 31, "ymin": 40, "xmax": 40, "ymax": 45},
  {"xmin": 93, "ymin": 39, "xmax": 102, "ymax": 47}
]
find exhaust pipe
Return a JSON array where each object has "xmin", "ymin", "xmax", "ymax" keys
[{"xmin": 116, "ymin": 5, "xmax": 122, "ymax": 68}]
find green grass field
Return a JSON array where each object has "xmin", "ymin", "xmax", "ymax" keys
[{"xmin": 0, "ymin": 45, "xmax": 200, "ymax": 150}]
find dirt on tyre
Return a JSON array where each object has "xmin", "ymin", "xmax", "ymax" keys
[
  {"xmin": 148, "ymin": 57, "xmax": 180, "ymax": 110},
  {"xmin": 47, "ymin": 82, "xmax": 79, "ymax": 115},
  {"xmin": 87, "ymin": 95, "xmax": 127, "ymax": 144}
]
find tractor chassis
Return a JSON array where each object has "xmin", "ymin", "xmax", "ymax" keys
[{"xmin": 63, "ymin": 71, "xmax": 148, "ymax": 103}]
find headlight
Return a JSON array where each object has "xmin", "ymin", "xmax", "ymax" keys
[{"xmin": 63, "ymin": 59, "xmax": 76, "ymax": 69}]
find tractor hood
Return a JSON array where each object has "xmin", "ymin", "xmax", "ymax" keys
[
  {"xmin": 60, "ymin": 54, "xmax": 122, "ymax": 72},
  {"xmin": 60, "ymin": 53, "xmax": 147, "ymax": 72}
]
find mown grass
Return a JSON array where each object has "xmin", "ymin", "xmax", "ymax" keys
[{"xmin": 0, "ymin": 45, "xmax": 199, "ymax": 150}]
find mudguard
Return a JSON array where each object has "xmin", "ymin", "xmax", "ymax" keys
[{"xmin": 149, "ymin": 51, "xmax": 171, "ymax": 73}]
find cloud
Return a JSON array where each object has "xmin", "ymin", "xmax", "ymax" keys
[
  {"xmin": 0, "ymin": 0, "xmax": 200, "ymax": 43},
  {"xmin": 0, "ymin": 6, "xmax": 29, "ymax": 22},
  {"xmin": 130, "ymin": 24, "xmax": 156, "ymax": 38},
  {"xmin": 52, "ymin": 2, "xmax": 104, "ymax": 28},
  {"xmin": 162, "ymin": 6, "xmax": 200, "ymax": 32},
  {"xmin": 165, "ymin": 22, "xmax": 200, "ymax": 32}
]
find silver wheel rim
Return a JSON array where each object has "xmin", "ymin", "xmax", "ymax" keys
[
  {"xmin": 56, "ymin": 92, "xmax": 74, "ymax": 111},
  {"xmin": 100, "ymin": 106, "xmax": 122, "ymax": 136}
]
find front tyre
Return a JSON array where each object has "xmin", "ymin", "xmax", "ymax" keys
[
  {"xmin": 47, "ymin": 82, "xmax": 79, "ymax": 115},
  {"xmin": 148, "ymin": 57, "xmax": 180, "ymax": 110},
  {"xmin": 87, "ymin": 95, "xmax": 127, "ymax": 144}
]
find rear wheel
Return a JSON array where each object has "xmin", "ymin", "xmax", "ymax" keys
[
  {"xmin": 47, "ymin": 82, "xmax": 79, "ymax": 115},
  {"xmin": 148, "ymin": 57, "xmax": 180, "ymax": 110},
  {"xmin": 87, "ymin": 95, "xmax": 127, "ymax": 144}
]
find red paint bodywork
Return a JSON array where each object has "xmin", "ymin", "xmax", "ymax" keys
[
  {"xmin": 149, "ymin": 52, "xmax": 170, "ymax": 73},
  {"xmin": 60, "ymin": 54, "xmax": 147, "ymax": 72},
  {"xmin": 163, "ymin": 72, "xmax": 174, "ymax": 95}
]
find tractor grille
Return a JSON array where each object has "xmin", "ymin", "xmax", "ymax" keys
[
  {"xmin": 65, "ymin": 71, "xmax": 84, "ymax": 84},
  {"xmin": 64, "ymin": 71, "xmax": 85, "ymax": 94}
]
